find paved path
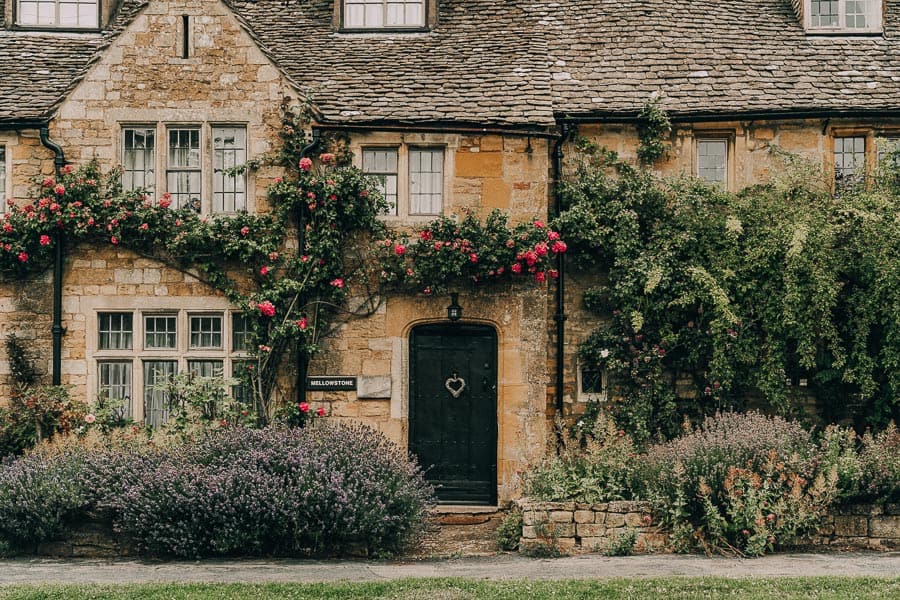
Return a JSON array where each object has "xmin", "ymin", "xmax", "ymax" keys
[{"xmin": 0, "ymin": 553, "xmax": 898, "ymax": 585}]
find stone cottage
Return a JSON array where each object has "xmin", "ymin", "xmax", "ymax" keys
[{"xmin": 1, "ymin": 0, "xmax": 899, "ymax": 505}]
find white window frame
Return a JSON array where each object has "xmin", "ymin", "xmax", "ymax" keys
[
  {"xmin": 343, "ymin": 0, "xmax": 426, "ymax": 30},
  {"xmin": 356, "ymin": 139, "xmax": 451, "ymax": 221},
  {"xmin": 122, "ymin": 126, "xmax": 156, "ymax": 195},
  {"xmin": 695, "ymin": 137, "xmax": 730, "ymax": 190},
  {"xmin": 804, "ymin": 0, "xmax": 882, "ymax": 33},
  {"xmin": 16, "ymin": 0, "xmax": 99, "ymax": 29},
  {"xmin": 577, "ymin": 362, "xmax": 608, "ymax": 403},
  {"xmin": 119, "ymin": 122, "xmax": 249, "ymax": 215},
  {"xmin": 89, "ymin": 303, "xmax": 251, "ymax": 427}
]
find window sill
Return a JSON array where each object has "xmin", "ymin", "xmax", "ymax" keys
[
  {"xmin": 337, "ymin": 26, "xmax": 430, "ymax": 34},
  {"xmin": 12, "ymin": 24, "xmax": 101, "ymax": 33},
  {"xmin": 804, "ymin": 29, "xmax": 884, "ymax": 37}
]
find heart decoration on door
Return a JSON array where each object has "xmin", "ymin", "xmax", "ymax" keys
[{"xmin": 444, "ymin": 374, "xmax": 466, "ymax": 398}]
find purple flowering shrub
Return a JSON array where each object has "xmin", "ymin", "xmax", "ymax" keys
[
  {"xmin": 0, "ymin": 424, "xmax": 433, "ymax": 557},
  {"xmin": 109, "ymin": 424, "xmax": 433, "ymax": 557}
]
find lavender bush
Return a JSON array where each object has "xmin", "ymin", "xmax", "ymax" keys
[{"xmin": 0, "ymin": 424, "xmax": 433, "ymax": 557}]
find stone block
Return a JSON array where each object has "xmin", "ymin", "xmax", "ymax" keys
[
  {"xmin": 625, "ymin": 512, "xmax": 647, "ymax": 528},
  {"xmin": 455, "ymin": 151, "xmax": 503, "ymax": 178},
  {"xmin": 543, "ymin": 523, "xmax": 574, "ymax": 538},
  {"xmin": 574, "ymin": 510, "xmax": 595, "ymax": 524},
  {"xmin": 357, "ymin": 375, "xmax": 391, "ymax": 399},
  {"xmin": 607, "ymin": 501, "xmax": 635, "ymax": 513},
  {"xmin": 522, "ymin": 510, "xmax": 547, "ymax": 526},
  {"xmin": 591, "ymin": 503, "xmax": 609, "ymax": 512},
  {"xmin": 605, "ymin": 514, "xmax": 625, "ymax": 528},
  {"xmin": 870, "ymin": 516, "xmax": 900, "ymax": 539},
  {"xmin": 576, "ymin": 523, "xmax": 606, "ymax": 537},
  {"xmin": 549, "ymin": 510, "xmax": 573, "ymax": 523},
  {"xmin": 834, "ymin": 515, "xmax": 868, "ymax": 537}
]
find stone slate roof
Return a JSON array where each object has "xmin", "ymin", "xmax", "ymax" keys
[
  {"xmin": 226, "ymin": 0, "xmax": 556, "ymax": 127},
  {"xmin": 0, "ymin": 0, "xmax": 147, "ymax": 125},
  {"xmin": 541, "ymin": 0, "xmax": 900, "ymax": 120},
  {"xmin": 5, "ymin": 0, "xmax": 900, "ymax": 127}
]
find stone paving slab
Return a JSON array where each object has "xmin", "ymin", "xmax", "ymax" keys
[{"xmin": 0, "ymin": 553, "xmax": 898, "ymax": 585}]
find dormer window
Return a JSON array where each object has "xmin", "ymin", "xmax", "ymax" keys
[
  {"xmin": 343, "ymin": 0, "xmax": 425, "ymax": 30},
  {"xmin": 17, "ymin": 0, "xmax": 99, "ymax": 28},
  {"xmin": 805, "ymin": 0, "xmax": 882, "ymax": 33}
]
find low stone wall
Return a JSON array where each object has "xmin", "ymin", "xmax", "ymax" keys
[
  {"xmin": 515, "ymin": 500, "xmax": 668, "ymax": 554},
  {"xmin": 812, "ymin": 504, "xmax": 900, "ymax": 550}
]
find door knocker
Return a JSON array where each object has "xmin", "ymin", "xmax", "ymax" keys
[{"xmin": 444, "ymin": 372, "xmax": 466, "ymax": 398}]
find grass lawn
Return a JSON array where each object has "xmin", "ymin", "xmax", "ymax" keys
[{"xmin": 0, "ymin": 577, "xmax": 899, "ymax": 599}]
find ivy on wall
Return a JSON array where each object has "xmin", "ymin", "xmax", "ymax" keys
[{"xmin": 558, "ymin": 126, "xmax": 900, "ymax": 441}]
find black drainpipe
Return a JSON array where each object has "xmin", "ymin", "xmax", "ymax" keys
[
  {"xmin": 39, "ymin": 126, "xmax": 67, "ymax": 386},
  {"xmin": 551, "ymin": 123, "xmax": 572, "ymax": 416},
  {"xmin": 295, "ymin": 129, "xmax": 321, "ymax": 404}
]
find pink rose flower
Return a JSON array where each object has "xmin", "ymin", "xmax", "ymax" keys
[
  {"xmin": 533, "ymin": 220, "xmax": 545, "ymax": 229},
  {"xmin": 394, "ymin": 244, "xmax": 406, "ymax": 256},
  {"xmin": 319, "ymin": 153, "xmax": 336, "ymax": 165},
  {"xmin": 330, "ymin": 278, "xmax": 344, "ymax": 289},
  {"xmin": 260, "ymin": 266, "xmax": 269, "ymax": 276},
  {"xmin": 510, "ymin": 263, "xmax": 522, "ymax": 274},
  {"xmin": 39, "ymin": 235, "xmax": 51, "ymax": 246},
  {"xmin": 534, "ymin": 271, "xmax": 546, "ymax": 282},
  {"xmin": 85, "ymin": 414, "xmax": 96, "ymax": 424},
  {"xmin": 17, "ymin": 252, "xmax": 28, "ymax": 262},
  {"xmin": 110, "ymin": 236, "xmax": 119, "ymax": 245},
  {"xmin": 53, "ymin": 184, "xmax": 65, "ymax": 195},
  {"xmin": 316, "ymin": 407, "xmax": 326, "ymax": 417},
  {"xmin": 139, "ymin": 223, "xmax": 149, "ymax": 231},
  {"xmin": 469, "ymin": 253, "xmax": 478, "ymax": 263},
  {"xmin": 299, "ymin": 157, "xmax": 313, "ymax": 171},
  {"xmin": 240, "ymin": 226, "xmax": 250, "ymax": 236},
  {"xmin": 2, "ymin": 223, "xmax": 10, "ymax": 233},
  {"xmin": 299, "ymin": 402, "xmax": 310, "ymax": 413},
  {"xmin": 551, "ymin": 240, "xmax": 568, "ymax": 254},
  {"xmin": 296, "ymin": 317, "xmax": 308, "ymax": 330},
  {"xmin": 548, "ymin": 230, "xmax": 561, "ymax": 241},
  {"xmin": 257, "ymin": 300, "xmax": 276, "ymax": 317}
]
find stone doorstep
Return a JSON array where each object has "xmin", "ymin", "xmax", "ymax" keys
[{"xmin": 432, "ymin": 505, "xmax": 501, "ymax": 526}]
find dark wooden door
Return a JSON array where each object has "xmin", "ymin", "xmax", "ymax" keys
[{"xmin": 410, "ymin": 324, "xmax": 497, "ymax": 505}]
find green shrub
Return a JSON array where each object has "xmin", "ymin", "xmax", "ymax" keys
[
  {"xmin": 637, "ymin": 411, "xmax": 837, "ymax": 556},
  {"xmin": 603, "ymin": 528, "xmax": 637, "ymax": 557},
  {"xmin": 522, "ymin": 410, "xmax": 637, "ymax": 503},
  {"xmin": 858, "ymin": 423, "xmax": 900, "ymax": 504},
  {"xmin": 497, "ymin": 508, "xmax": 523, "ymax": 552},
  {"xmin": 0, "ymin": 386, "xmax": 88, "ymax": 458}
]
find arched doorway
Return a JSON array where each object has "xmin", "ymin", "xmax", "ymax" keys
[{"xmin": 409, "ymin": 323, "xmax": 498, "ymax": 505}]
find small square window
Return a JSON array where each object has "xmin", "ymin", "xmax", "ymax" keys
[
  {"xmin": 362, "ymin": 148, "xmax": 399, "ymax": 215},
  {"xmin": 123, "ymin": 127, "xmax": 156, "ymax": 194},
  {"xmin": 409, "ymin": 148, "xmax": 443, "ymax": 215},
  {"xmin": 144, "ymin": 315, "xmax": 176, "ymax": 350},
  {"xmin": 98, "ymin": 312, "xmax": 133, "ymax": 350},
  {"xmin": 212, "ymin": 126, "xmax": 247, "ymax": 213},
  {"xmin": 834, "ymin": 136, "xmax": 866, "ymax": 185},
  {"xmin": 696, "ymin": 139, "xmax": 728, "ymax": 187},
  {"xmin": 190, "ymin": 315, "xmax": 223, "ymax": 349},
  {"xmin": 577, "ymin": 364, "xmax": 608, "ymax": 402}
]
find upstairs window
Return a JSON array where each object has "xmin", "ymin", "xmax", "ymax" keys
[
  {"xmin": 696, "ymin": 138, "xmax": 729, "ymax": 189},
  {"xmin": 834, "ymin": 135, "xmax": 866, "ymax": 186},
  {"xmin": 343, "ymin": 0, "xmax": 425, "ymax": 29},
  {"xmin": 17, "ymin": 0, "xmax": 98, "ymax": 28},
  {"xmin": 806, "ymin": 0, "xmax": 881, "ymax": 33}
]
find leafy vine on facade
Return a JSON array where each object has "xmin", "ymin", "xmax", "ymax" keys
[{"xmin": 1, "ymin": 103, "xmax": 566, "ymax": 426}]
